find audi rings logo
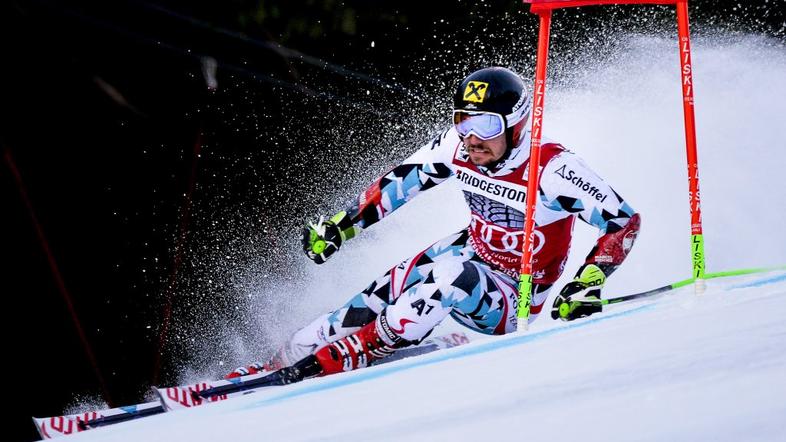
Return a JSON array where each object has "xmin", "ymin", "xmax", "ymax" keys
[{"xmin": 473, "ymin": 217, "xmax": 545, "ymax": 256}]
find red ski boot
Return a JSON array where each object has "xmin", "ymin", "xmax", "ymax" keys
[{"xmin": 314, "ymin": 320, "xmax": 399, "ymax": 376}]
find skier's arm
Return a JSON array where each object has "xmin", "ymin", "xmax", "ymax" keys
[
  {"xmin": 346, "ymin": 129, "xmax": 456, "ymax": 229},
  {"xmin": 303, "ymin": 129, "xmax": 457, "ymax": 264},
  {"xmin": 541, "ymin": 150, "xmax": 641, "ymax": 278}
]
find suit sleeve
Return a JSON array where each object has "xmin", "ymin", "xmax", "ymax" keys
[
  {"xmin": 540, "ymin": 151, "xmax": 641, "ymax": 276},
  {"xmin": 346, "ymin": 128, "xmax": 458, "ymax": 229}
]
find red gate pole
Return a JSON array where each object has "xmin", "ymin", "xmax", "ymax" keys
[
  {"xmin": 4, "ymin": 148, "xmax": 114, "ymax": 406},
  {"xmin": 517, "ymin": 9, "xmax": 553, "ymax": 330},
  {"xmin": 675, "ymin": 0, "xmax": 706, "ymax": 294}
]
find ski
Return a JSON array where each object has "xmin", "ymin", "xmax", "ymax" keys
[
  {"xmin": 33, "ymin": 331, "xmax": 472, "ymax": 437},
  {"xmin": 374, "ymin": 331, "xmax": 470, "ymax": 364},
  {"xmin": 32, "ymin": 401, "xmax": 164, "ymax": 439},
  {"xmin": 155, "ymin": 368, "xmax": 290, "ymax": 411},
  {"xmin": 156, "ymin": 331, "xmax": 472, "ymax": 410}
]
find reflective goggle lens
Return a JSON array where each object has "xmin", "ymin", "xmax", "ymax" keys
[{"xmin": 453, "ymin": 112, "xmax": 505, "ymax": 140}]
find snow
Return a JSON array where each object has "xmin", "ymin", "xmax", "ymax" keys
[{"xmin": 66, "ymin": 272, "xmax": 786, "ymax": 441}]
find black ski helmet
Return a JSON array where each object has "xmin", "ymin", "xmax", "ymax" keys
[{"xmin": 453, "ymin": 67, "xmax": 530, "ymax": 150}]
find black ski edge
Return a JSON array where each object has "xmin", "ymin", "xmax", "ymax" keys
[
  {"xmin": 195, "ymin": 355, "xmax": 322, "ymax": 399},
  {"xmin": 80, "ymin": 404, "xmax": 166, "ymax": 429}
]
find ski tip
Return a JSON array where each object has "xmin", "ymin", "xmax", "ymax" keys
[
  {"xmin": 31, "ymin": 416, "xmax": 49, "ymax": 440},
  {"xmin": 152, "ymin": 386, "xmax": 172, "ymax": 411}
]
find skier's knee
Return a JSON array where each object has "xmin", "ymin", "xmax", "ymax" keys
[{"xmin": 429, "ymin": 257, "xmax": 472, "ymax": 287}]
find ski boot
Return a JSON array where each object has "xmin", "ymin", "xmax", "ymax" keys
[{"xmin": 314, "ymin": 317, "xmax": 400, "ymax": 375}]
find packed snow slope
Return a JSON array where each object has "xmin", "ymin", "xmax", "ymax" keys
[{"xmin": 68, "ymin": 271, "xmax": 786, "ymax": 441}]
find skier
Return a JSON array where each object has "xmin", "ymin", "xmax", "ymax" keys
[{"xmin": 228, "ymin": 66, "xmax": 640, "ymax": 380}]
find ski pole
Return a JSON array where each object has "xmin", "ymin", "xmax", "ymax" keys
[{"xmin": 568, "ymin": 265, "xmax": 786, "ymax": 309}]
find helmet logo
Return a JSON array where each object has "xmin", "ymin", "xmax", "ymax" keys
[{"xmin": 464, "ymin": 81, "xmax": 489, "ymax": 103}]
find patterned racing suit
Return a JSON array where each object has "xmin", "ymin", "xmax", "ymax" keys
[{"xmin": 267, "ymin": 126, "xmax": 640, "ymax": 374}]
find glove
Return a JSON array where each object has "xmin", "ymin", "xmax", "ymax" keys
[
  {"xmin": 302, "ymin": 211, "xmax": 361, "ymax": 264},
  {"xmin": 550, "ymin": 264, "xmax": 606, "ymax": 321}
]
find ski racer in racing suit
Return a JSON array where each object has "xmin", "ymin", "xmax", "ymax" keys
[{"xmin": 228, "ymin": 67, "xmax": 641, "ymax": 380}]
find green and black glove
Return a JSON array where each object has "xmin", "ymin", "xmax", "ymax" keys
[
  {"xmin": 302, "ymin": 211, "xmax": 362, "ymax": 264},
  {"xmin": 551, "ymin": 264, "xmax": 606, "ymax": 321}
]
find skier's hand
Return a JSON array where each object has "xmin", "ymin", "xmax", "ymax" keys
[
  {"xmin": 551, "ymin": 264, "xmax": 606, "ymax": 321},
  {"xmin": 302, "ymin": 211, "xmax": 361, "ymax": 264},
  {"xmin": 565, "ymin": 263, "xmax": 606, "ymax": 295}
]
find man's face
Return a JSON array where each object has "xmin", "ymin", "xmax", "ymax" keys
[{"xmin": 464, "ymin": 133, "xmax": 507, "ymax": 167}]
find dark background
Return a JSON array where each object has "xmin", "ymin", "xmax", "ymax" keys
[{"xmin": 1, "ymin": 0, "xmax": 782, "ymax": 440}]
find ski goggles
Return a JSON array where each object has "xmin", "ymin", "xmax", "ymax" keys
[{"xmin": 453, "ymin": 111, "xmax": 506, "ymax": 140}]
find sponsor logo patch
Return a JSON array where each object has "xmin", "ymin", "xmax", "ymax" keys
[
  {"xmin": 554, "ymin": 164, "xmax": 608, "ymax": 202},
  {"xmin": 390, "ymin": 318, "xmax": 416, "ymax": 334},
  {"xmin": 455, "ymin": 168, "xmax": 527, "ymax": 205},
  {"xmin": 464, "ymin": 81, "xmax": 489, "ymax": 103},
  {"xmin": 378, "ymin": 313, "xmax": 405, "ymax": 343}
]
